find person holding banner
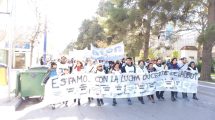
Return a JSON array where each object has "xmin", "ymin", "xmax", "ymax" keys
[
  {"xmin": 85, "ymin": 59, "xmax": 96, "ymax": 104},
  {"xmin": 103, "ymin": 61, "xmax": 111, "ymax": 74},
  {"xmin": 183, "ymin": 61, "xmax": 199, "ymax": 100},
  {"xmin": 61, "ymin": 67, "xmax": 70, "ymax": 107},
  {"xmin": 136, "ymin": 60, "xmax": 148, "ymax": 104},
  {"xmin": 57, "ymin": 56, "xmax": 69, "ymax": 76},
  {"xmin": 147, "ymin": 63, "xmax": 156, "ymax": 103},
  {"xmin": 73, "ymin": 60, "xmax": 84, "ymax": 106},
  {"xmin": 121, "ymin": 57, "xmax": 136, "ymax": 105},
  {"xmin": 95, "ymin": 63, "xmax": 105, "ymax": 106},
  {"xmin": 178, "ymin": 57, "xmax": 190, "ymax": 100},
  {"xmin": 110, "ymin": 62, "xmax": 122, "ymax": 106},
  {"xmin": 168, "ymin": 58, "xmax": 180, "ymax": 102},
  {"xmin": 153, "ymin": 58, "xmax": 165, "ymax": 100}
]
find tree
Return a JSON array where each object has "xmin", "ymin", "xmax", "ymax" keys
[
  {"xmin": 171, "ymin": 50, "xmax": 180, "ymax": 58},
  {"xmin": 200, "ymin": 0, "xmax": 215, "ymax": 81},
  {"xmin": 28, "ymin": 0, "xmax": 43, "ymax": 66},
  {"xmin": 74, "ymin": 18, "xmax": 106, "ymax": 49}
]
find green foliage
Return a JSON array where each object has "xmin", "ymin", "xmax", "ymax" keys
[
  {"xmin": 74, "ymin": 18, "xmax": 106, "ymax": 49},
  {"xmin": 197, "ymin": 60, "xmax": 215, "ymax": 73},
  {"xmin": 171, "ymin": 50, "xmax": 180, "ymax": 58},
  {"xmin": 139, "ymin": 48, "xmax": 162, "ymax": 60}
]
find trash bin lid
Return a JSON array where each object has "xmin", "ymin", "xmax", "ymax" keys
[{"xmin": 0, "ymin": 63, "xmax": 7, "ymax": 68}]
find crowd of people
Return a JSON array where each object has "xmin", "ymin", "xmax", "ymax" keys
[{"xmin": 42, "ymin": 56, "xmax": 199, "ymax": 107}]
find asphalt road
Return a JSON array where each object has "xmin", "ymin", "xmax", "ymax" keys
[{"xmin": 5, "ymin": 81, "xmax": 215, "ymax": 120}]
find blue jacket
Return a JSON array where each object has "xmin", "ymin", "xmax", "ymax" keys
[{"xmin": 168, "ymin": 63, "xmax": 180, "ymax": 70}]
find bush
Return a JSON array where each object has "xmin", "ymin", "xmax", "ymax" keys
[{"xmin": 197, "ymin": 60, "xmax": 215, "ymax": 73}]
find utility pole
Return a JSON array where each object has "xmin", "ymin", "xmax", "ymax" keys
[{"xmin": 43, "ymin": 16, "xmax": 47, "ymax": 65}]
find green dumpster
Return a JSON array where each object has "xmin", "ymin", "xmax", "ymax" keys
[{"xmin": 19, "ymin": 66, "xmax": 49, "ymax": 100}]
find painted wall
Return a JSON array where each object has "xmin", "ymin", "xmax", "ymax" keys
[{"xmin": 181, "ymin": 50, "xmax": 198, "ymax": 62}]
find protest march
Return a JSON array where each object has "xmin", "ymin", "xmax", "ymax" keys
[{"xmin": 42, "ymin": 42, "xmax": 199, "ymax": 109}]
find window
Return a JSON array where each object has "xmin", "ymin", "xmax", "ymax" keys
[{"xmin": 14, "ymin": 53, "xmax": 26, "ymax": 69}]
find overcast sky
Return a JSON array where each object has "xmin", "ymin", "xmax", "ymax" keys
[{"xmin": 14, "ymin": 0, "xmax": 100, "ymax": 54}]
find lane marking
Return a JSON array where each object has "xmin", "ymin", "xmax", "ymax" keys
[
  {"xmin": 198, "ymin": 84, "xmax": 215, "ymax": 90},
  {"xmin": 199, "ymin": 81, "xmax": 215, "ymax": 85}
]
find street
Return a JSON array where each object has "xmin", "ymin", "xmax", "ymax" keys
[{"xmin": 2, "ymin": 81, "xmax": 214, "ymax": 120}]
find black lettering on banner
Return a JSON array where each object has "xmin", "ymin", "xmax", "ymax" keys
[
  {"xmin": 60, "ymin": 78, "xmax": 66, "ymax": 86},
  {"xmin": 95, "ymin": 76, "xmax": 103, "ymax": 83},
  {"xmin": 111, "ymin": 75, "xmax": 119, "ymax": 83},
  {"xmin": 178, "ymin": 71, "xmax": 184, "ymax": 78},
  {"xmin": 102, "ymin": 76, "xmax": 108, "ymax": 83},
  {"xmin": 173, "ymin": 72, "xmax": 178, "ymax": 77},
  {"xmin": 121, "ymin": 75, "xmax": 128, "ymax": 82},
  {"xmin": 151, "ymin": 73, "xmax": 156, "ymax": 79},
  {"xmin": 52, "ymin": 78, "xmax": 59, "ymax": 88},
  {"xmin": 68, "ymin": 76, "xmax": 76, "ymax": 84},
  {"xmin": 103, "ymin": 86, "xmax": 110, "ymax": 91},
  {"xmin": 129, "ymin": 75, "xmax": 134, "ymax": 81},
  {"xmin": 164, "ymin": 71, "xmax": 168, "ymax": 75},
  {"xmin": 194, "ymin": 73, "xmax": 198, "ymax": 80},
  {"xmin": 142, "ymin": 74, "xmax": 149, "ymax": 80},
  {"xmin": 77, "ymin": 75, "xmax": 82, "ymax": 83},
  {"xmin": 83, "ymin": 75, "xmax": 88, "ymax": 82},
  {"xmin": 135, "ymin": 75, "xmax": 141, "ymax": 81},
  {"xmin": 67, "ymin": 88, "xmax": 74, "ymax": 93}
]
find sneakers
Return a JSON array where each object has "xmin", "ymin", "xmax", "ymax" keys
[
  {"xmin": 97, "ymin": 102, "xmax": 101, "ymax": 106},
  {"xmin": 78, "ymin": 101, "xmax": 81, "ymax": 106},
  {"xmin": 151, "ymin": 98, "xmax": 155, "ymax": 103},
  {"xmin": 112, "ymin": 101, "xmax": 117, "ymax": 106},
  {"xmin": 140, "ymin": 100, "xmax": 145, "ymax": 104},
  {"xmin": 193, "ymin": 96, "xmax": 199, "ymax": 100},
  {"xmin": 97, "ymin": 99, "xmax": 104, "ymax": 106},
  {"xmin": 160, "ymin": 96, "xmax": 165, "ymax": 100},
  {"xmin": 100, "ymin": 99, "xmax": 104, "ymax": 105},
  {"xmin": 128, "ymin": 100, "xmax": 132, "ymax": 105},
  {"xmin": 171, "ymin": 97, "xmax": 176, "ymax": 102}
]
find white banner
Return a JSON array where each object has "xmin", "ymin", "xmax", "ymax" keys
[
  {"xmin": 69, "ymin": 48, "xmax": 91, "ymax": 60},
  {"xmin": 91, "ymin": 42, "xmax": 124, "ymax": 61},
  {"xmin": 44, "ymin": 70, "xmax": 198, "ymax": 104}
]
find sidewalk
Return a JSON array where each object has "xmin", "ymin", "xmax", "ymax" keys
[{"xmin": 0, "ymin": 85, "xmax": 22, "ymax": 111}]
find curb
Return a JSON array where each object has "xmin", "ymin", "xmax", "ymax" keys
[
  {"xmin": 199, "ymin": 80, "xmax": 215, "ymax": 85},
  {"xmin": 0, "ymin": 97, "xmax": 23, "ymax": 111},
  {"xmin": 15, "ymin": 98, "xmax": 23, "ymax": 111}
]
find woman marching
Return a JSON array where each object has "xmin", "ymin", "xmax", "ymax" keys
[
  {"xmin": 182, "ymin": 61, "xmax": 199, "ymax": 100},
  {"xmin": 168, "ymin": 58, "xmax": 180, "ymax": 102},
  {"xmin": 73, "ymin": 60, "xmax": 85, "ymax": 106},
  {"xmin": 147, "ymin": 62, "xmax": 156, "ymax": 103},
  {"xmin": 136, "ymin": 60, "xmax": 148, "ymax": 104},
  {"xmin": 110, "ymin": 62, "xmax": 122, "ymax": 106},
  {"xmin": 85, "ymin": 59, "xmax": 96, "ymax": 104}
]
